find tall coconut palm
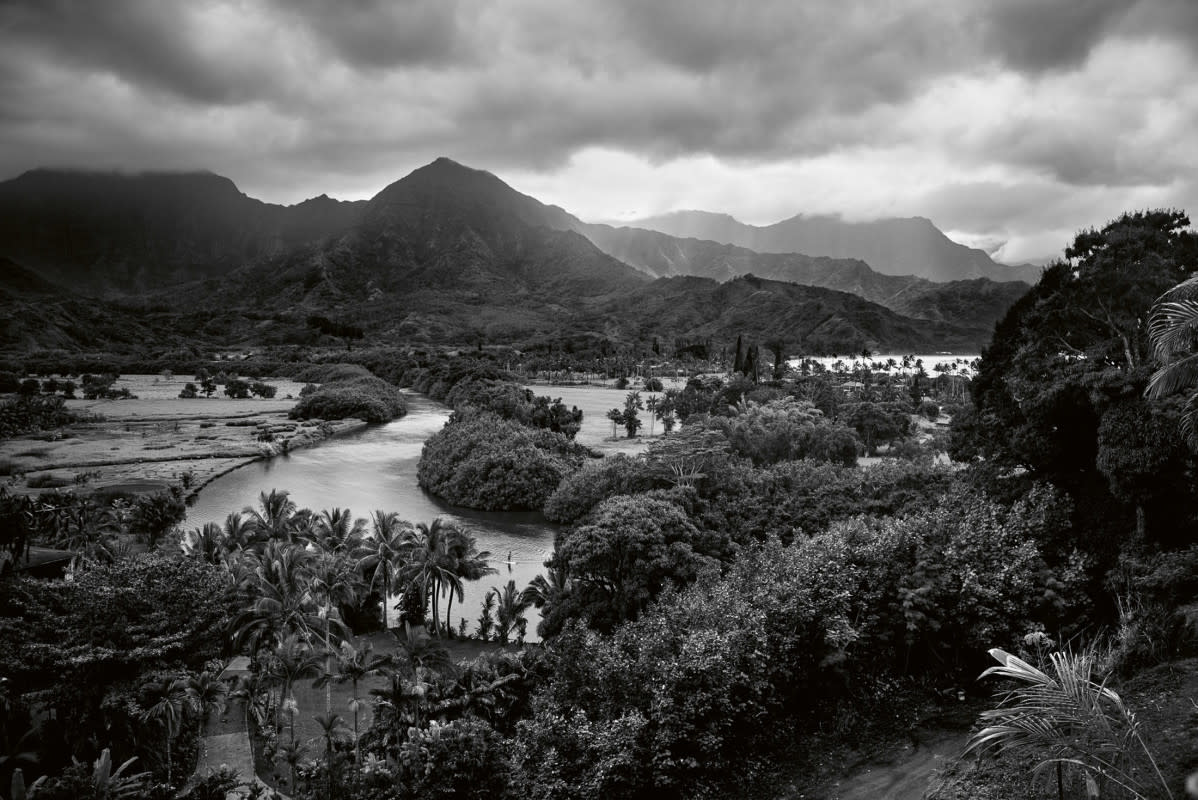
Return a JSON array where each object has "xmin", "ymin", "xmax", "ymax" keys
[
  {"xmin": 521, "ymin": 565, "xmax": 570, "ymax": 610},
  {"xmin": 244, "ymin": 489, "xmax": 301, "ymax": 545},
  {"xmin": 230, "ymin": 541, "xmax": 321, "ymax": 658},
  {"xmin": 222, "ymin": 511, "xmax": 255, "ymax": 551},
  {"xmin": 356, "ymin": 510, "xmax": 412, "ymax": 632},
  {"xmin": 262, "ymin": 634, "xmax": 324, "ymax": 733},
  {"xmin": 312, "ymin": 712, "xmax": 351, "ymax": 798},
  {"xmin": 179, "ymin": 522, "xmax": 227, "ymax": 564},
  {"xmin": 405, "ymin": 519, "xmax": 468, "ymax": 637},
  {"xmin": 140, "ymin": 677, "xmax": 197, "ymax": 784},
  {"xmin": 492, "ymin": 579, "xmax": 532, "ymax": 645},
  {"xmin": 313, "ymin": 508, "xmax": 367, "ymax": 554},
  {"xmin": 317, "ymin": 642, "xmax": 391, "ymax": 772},
  {"xmin": 308, "ymin": 552, "xmax": 361, "ymax": 713},
  {"xmin": 1148, "ymin": 274, "xmax": 1198, "ymax": 446},
  {"xmin": 442, "ymin": 528, "xmax": 496, "ymax": 639}
]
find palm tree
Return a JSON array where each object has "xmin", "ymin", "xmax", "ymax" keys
[
  {"xmin": 262, "ymin": 634, "xmax": 324, "ymax": 733},
  {"xmin": 319, "ymin": 642, "xmax": 391, "ymax": 771},
  {"xmin": 230, "ymin": 540, "xmax": 322, "ymax": 658},
  {"xmin": 140, "ymin": 677, "xmax": 197, "ymax": 784},
  {"xmin": 183, "ymin": 670, "xmax": 228, "ymax": 724},
  {"xmin": 492, "ymin": 579, "xmax": 531, "ymax": 645},
  {"xmin": 222, "ymin": 511, "xmax": 255, "ymax": 551},
  {"xmin": 442, "ymin": 528, "xmax": 496, "ymax": 639},
  {"xmin": 521, "ymin": 565, "xmax": 570, "ymax": 615},
  {"xmin": 356, "ymin": 510, "xmax": 411, "ymax": 632},
  {"xmin": 397, "ymin": 626, "xmax": 455, "ymax": 679},
  {"xmin": 276, "ymin": 738, "xmax": 305, "ymax": 793},
  {"xmin": 311, "ymin": 712, "xmax": 350, "ymax": 799},
  {"xmin": 308, "ymin": 552, "xmax": 361, "ymax": 713},
  {"xmin": 313, "ymin": 508, "xmax": 367, "ymax": 554},
  {"xmin": 1148, "ymin": 274, "xmax": 1198, "ymax": 446},
  {"xmin": 245, "ymin": 489, "xmax": 302, "ymax": 545},
  {"xmin": 405, "ymin": 520, "xmax": 460, "ymax": 637},
  {"xmin": 645, "ymin": 395, "xmax": 659, "ymax": 436},
  {"xmin": 179, "ymin": 522, "xmax": 227, "ymax": 564},
  {"xmin": 967, "ymin": 648, "xmax": 1172, "ymax": 800}
]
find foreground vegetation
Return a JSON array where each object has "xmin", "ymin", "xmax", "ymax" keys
[{"xmin": 1, "ymin": 210, "xmax": 1197, "ymax": 798}]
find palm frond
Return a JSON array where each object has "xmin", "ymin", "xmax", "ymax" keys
[
  {"xmin": 966, "ymin": 647, "xmax": 1174, "ymax": 800},
  {"xmin": 1149, "ymin": 299, "xmax": 1198, "ymax": 360}
]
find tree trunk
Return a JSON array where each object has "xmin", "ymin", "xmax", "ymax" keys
[
  {"xmin": 445, "ymin": 590, "xmax": 455, "ymax": 639},
  {"xmin": 352, "ymin": 679, "xmax": 361, "ymax": 777},
  {"xmin": 325, "ymin": 626, "xmax": 333, "ymax": 715},
  {"xmin": 166, "ymin": 737, "xmax": 172, "ymax": 785},
  {"xmin": 431, "ymin": 578, "xmax": 441, "ymax": 637},
  {"xmin": 381, "ymin": 572, "xmax": 389, "ymax": 632}
]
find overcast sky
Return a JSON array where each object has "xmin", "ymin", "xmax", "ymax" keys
[{"xmin": 1, "ymin": 0, "xmax": 1195, "ymax": 264}]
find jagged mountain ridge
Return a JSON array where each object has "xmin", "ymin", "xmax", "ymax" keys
[
  {"xmin": 628, "ymin": 209, "xmax": 1043, "ymax": 284},
  {"xmin": 0, "ymin": 158, "xmax": 1010, "ymax": 352},
  {"xmin": 578, "ymin": 223, "xmax": 1028, "ymax": 329}
]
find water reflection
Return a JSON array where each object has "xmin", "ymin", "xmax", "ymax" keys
[{"xmin": 186, "ymin": 392, "xmax": 556, "ymax": 640}]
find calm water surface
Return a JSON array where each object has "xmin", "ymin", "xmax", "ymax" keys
[{"xmin": 186, "ymin": 391, "xmax": 555, "ymax": 639}]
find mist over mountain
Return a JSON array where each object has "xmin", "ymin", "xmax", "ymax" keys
[
  {"xmin": 579, "ymin": 223, "xmax": 1027, "ymax": 329},
  {"xmin": 629, "ymin": 209, "xmax": 1043, "ymax": 284},
  {"xmin": 0, "ymin": 158, "xmax": 1018, "ymax": 352}
]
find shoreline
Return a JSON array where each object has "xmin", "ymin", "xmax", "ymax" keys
[{"xmin": 1, "ymin": 383, "xmax": 376, "ymax": 498}]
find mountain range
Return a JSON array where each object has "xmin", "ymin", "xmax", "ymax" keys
[
  {"xmin": 627, "ymin": 210, "xmax": 1043, "ymax": 284},
  {"xmin": 0, "ymin": 158, "xmax": 1033, "ymax": 354}
]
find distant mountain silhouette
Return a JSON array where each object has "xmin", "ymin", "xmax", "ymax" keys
[
  {"xmin": 628, "ymin": 209, "xmax": 1043, "ymax": 284},
  {"xmin": 0, "ymin": 158, "xmax": 1008, "ymax": 352},
  {"xmin": 0, "ymin": 169, "xmax": 366, "ymax": 294},
  {"xmin": 579, "ymin": 223, "xmax": 1027, "ymax": 329}
]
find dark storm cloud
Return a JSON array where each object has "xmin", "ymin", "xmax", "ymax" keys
[
  {"xmin": 978, "ymin": 0, "xmax": 1132, "ymax": 72},
  {"xmin": 979, "ymin": 0, "xmax": 1198, "ymax": 72},
  {"xmin": 0, "ymin": 0, "xmax": 1194, "ymax": 264},
  {"xmin": 0, "ymin": 0, "xmax": 278, "ymax": 104},
  {"xmin": 267, "ymin": 0, "xmax": 464, "ymax": 69}
]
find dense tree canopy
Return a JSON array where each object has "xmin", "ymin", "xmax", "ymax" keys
[{"xmin": 953, "ymin": 209, "xmax": 1198, "ymax": 551}]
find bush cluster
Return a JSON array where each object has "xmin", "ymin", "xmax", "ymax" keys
[
  {"xmin": 290, "ymin": 375, "xmax": 407, "ymax": 424},
  {"xmin": 417, "ymin": 412, "xmax": 587, "ymax": 511},
  {"xmin": 0, "ymin": 395, "xmax": 80, "ymax": 438}
]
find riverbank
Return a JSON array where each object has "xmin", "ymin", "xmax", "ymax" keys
[{"xmin": 0, "ymin": 375, "xmax": 369, "ymax": 498}]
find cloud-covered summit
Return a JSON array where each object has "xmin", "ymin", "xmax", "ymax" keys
[{"xmin": 0, "ymin": 0, "xmax": 1195, "ymax": 264}]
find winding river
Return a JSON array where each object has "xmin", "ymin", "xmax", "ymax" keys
[{"xmin": 185, "ymin": 391, "xmax": 556, "ymax": 639}]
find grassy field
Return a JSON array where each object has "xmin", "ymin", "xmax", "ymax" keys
[{"xmin": 523, "ymin": 379, "xmax": 685, "ymax": 454}]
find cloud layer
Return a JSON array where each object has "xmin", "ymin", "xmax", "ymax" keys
[{"xmin": 1, "ymin": 0, "xmax": 1195, "ymax": 263}]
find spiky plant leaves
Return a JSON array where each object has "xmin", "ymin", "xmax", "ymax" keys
[
  {"xmin": 967, "ymin": 648, "xmax": 1173, "ymax": 800},
  {"xmin": 1148, "ymin": 276, "xmax": 1198, "ymax": 448}
]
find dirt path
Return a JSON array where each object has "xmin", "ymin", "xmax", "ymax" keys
[{"xmin": 804, "ymin": 731, "xmax": 968, "ymax": 800}]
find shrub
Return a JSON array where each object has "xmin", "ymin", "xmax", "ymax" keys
[
  {"xmin": 126, "ymin": 489, "xmax": 187, "ymax": 547},
  {"xmin": 178, "ymin": 382, "xmax": 198, "ymax": 399},
  {"xmin": 224, "ymin": 379, "xmax": 250, "ymax": 399},
  {"xmin": 250, "ymin": 381, "xmax": 277, "ymax": 399},
  {"xmin": 26, "ymin": 472, "xmax": 71, "ymax": 489},
  {"xmin": 417, "ymin": 413, "xmax": 584, "ymax": 510},
  {"xmin": 290, "ymin": 363, "xmax": 373, "ymax": 383},
  {"xmin": 289, "ymin": 376, "xmax": 406, "ymax": 424},
  {"xmin": 543, "ymin": 454, "xmax": 665, "ymax": 524},
  {"xmin": 0, "ymin": 395, "xmax": 79, "ymax": 438},
  {"xmin": 393, "ymin": 717, "xmax": 509, "ymax": 800}
]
